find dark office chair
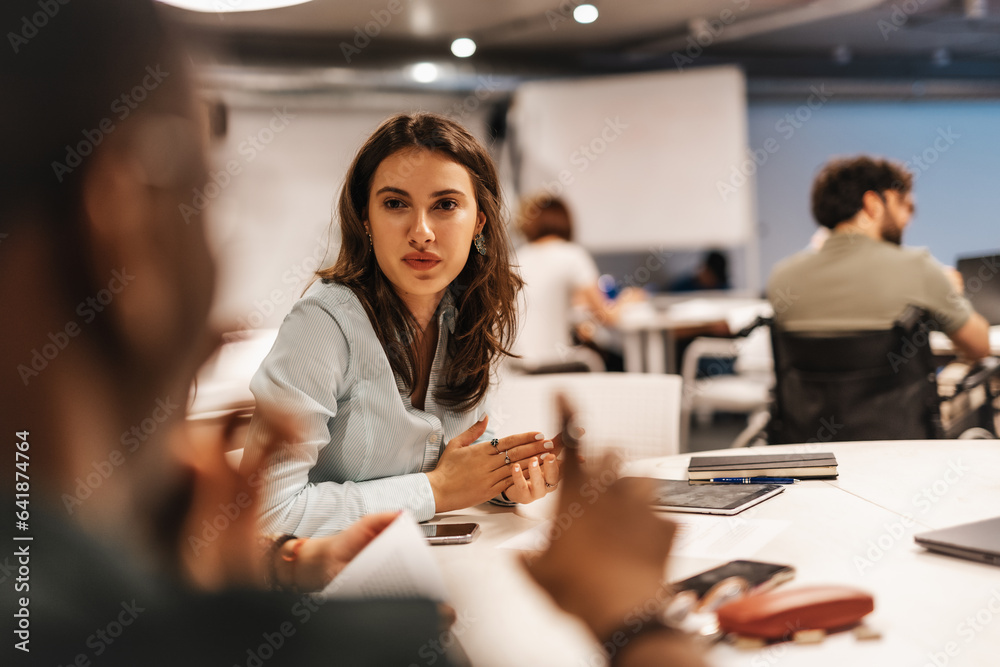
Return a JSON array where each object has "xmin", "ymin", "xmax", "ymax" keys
[{"xmin": 743, "ymin": 306, "xmax": 1000, "ymax": 444}]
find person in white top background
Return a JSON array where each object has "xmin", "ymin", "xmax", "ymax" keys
[
  {"xmin": 244, "ymin": 114, "xmax": 564, "ymax": 537},
  {"xmin": 513, "ymin": 195, "xmax": 645, "ymax": 372}
]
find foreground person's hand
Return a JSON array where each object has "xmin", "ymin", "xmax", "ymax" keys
[
  {"xmin": 279, "ymin": 511, "xmax": 400, "ymax": 592},
  {"xmin": 174, "ymin": 410, "xmax": 293, "ymax": 590},
  {"xmin": 522, "ymin": 397, "xmax": 708, "ymax": 666}
]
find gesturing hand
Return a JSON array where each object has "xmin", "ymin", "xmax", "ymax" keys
[
  {"xmin": 522, "ymin": 404, "xmax": 678, "ymax": 644},
  {"xmin": 292, "ymin": 512, "xmax": 400, "ymax": 592},
  {"xmin": 498, "ymin": 427, "xmax": 580, "ymax": 504},
  {"xmin": 426, "ymin": 417, "xmax": 506, "ymax": 513},
  {"xmin": 175, "ymin": 410, "xmax": 296, "ymax": 591},
  {"xmin": 502, "ymin": 452, "xmax": 561, "ymax": 503},
  {"xmin": 426, "ymin": 416, "xmax": 556, "ymax": 513}
]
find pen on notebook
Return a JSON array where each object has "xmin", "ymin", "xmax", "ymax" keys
[{"xmin": 709, "ymin": 477, "xmax": 797, "ymax": 484}]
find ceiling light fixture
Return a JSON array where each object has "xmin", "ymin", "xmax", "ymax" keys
[
  {"xmin": 573, "ymin": 4, "xmax": 599, "ymax": 24},
  {"xmin": 410, "ymin": 62, "xmax": 440, "ymax": 83},
  {"xmin": 157, "ymin": 0, "xmax": 312, "ymax": 12},
  {"xmin": 451, "ymin": 38, "xmax": 477, "ymax": 58}
]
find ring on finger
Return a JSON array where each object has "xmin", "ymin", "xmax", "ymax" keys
[
  {"xmin": 490, "ymin": 438, "xmax": 499, "ymax": 452},
  {"xmin": 504, "ymin": 450, "xmax": 511, "ymax": 465}
]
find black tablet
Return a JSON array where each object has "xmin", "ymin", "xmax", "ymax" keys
[{"xmin": 626, "ymin": 478, "xmax": 785, "ymax": 516}]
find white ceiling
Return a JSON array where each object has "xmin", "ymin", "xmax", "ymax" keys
[
  {"xmin": 162, "ymin": 0, "xmax": 1000, "ymax": 85},
  {"xmin": 165, "ymin": 0, "xmax": 802, "ymax": 46}
]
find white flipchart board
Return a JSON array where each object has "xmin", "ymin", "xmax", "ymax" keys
[{"xmin": 511, "ymin": 66, "xmax": 753, "ymax": 251}]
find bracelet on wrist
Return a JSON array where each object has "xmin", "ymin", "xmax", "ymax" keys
[
  {"xmin": 262, "ymin": 534, "xmax": 297, "ymax": 591},
  {"xmin": 278, "ymin": 538, "xmax": 306, "ymax": 592}
]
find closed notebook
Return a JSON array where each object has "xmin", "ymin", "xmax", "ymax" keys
[{"xmin": 688, "ymin": 452, "xmax": 838, "ymax": 480}]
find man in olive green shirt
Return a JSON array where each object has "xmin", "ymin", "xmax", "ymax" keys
[{"xmin": 767, "ymin": 155, "xmax": 990, "ymax": 360}]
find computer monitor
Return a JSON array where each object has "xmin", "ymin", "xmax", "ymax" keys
[{"xmin": 956, "ymin": 253, "xmax": 1000, "ymax": 325}]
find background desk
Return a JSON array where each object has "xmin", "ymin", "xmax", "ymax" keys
[
  {"xmin": 618, "ymin": 298, "xmax": 771, "ymax": 374},
  {"xmin": 430, "ymin": 440, "xmax": 1000, "ymax": 667}
]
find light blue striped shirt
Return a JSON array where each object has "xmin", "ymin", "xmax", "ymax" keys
[{"xmin": 243, "ymin": 281, "xmax": 496, "ymax": 537}]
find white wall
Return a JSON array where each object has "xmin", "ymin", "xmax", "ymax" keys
[{"xmin": 749, "ymin": 99, "xmax": 1000, "ymax": 285}]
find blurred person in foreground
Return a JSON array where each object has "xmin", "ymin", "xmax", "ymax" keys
[
  {"xmin": 0, "ymin": 2, "xmax": 707, "ymax": 666},
  {"xmin": 0, "ymin": 2, "xmax": 448, "ymax": 664},
  {"xmin": 767, "ymin": 155, "xmax": 989, "ymax": 360}
]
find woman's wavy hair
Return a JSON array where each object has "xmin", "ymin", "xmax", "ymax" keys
[{"xmin": 318, "ymin": 112, "xmax": 523, "ymax": 410}]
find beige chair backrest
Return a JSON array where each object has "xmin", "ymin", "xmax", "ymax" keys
[{"xmin": 490, "ymin": 372, "xmax": 682, "ymax": 461}]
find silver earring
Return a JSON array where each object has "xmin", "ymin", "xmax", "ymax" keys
[{"xmin": 473, "ymin": 233, "xmax": 487, "ymax": 256}]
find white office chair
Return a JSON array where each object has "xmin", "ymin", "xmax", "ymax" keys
[
  {"xmin": 490, "ymin": 372, "xmax": 682, "ymax": 460},
  {"xmin": 679, "ymin": 325, "xmax": 773, "ymax": 450}
]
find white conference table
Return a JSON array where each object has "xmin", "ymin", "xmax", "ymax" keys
[
  {"xmin": 428, "ymin": 440, "xmax": 1000, "ymax": 667},
  {"xmin": 618, "ymin": 298, "xmax": 771, "ymax": 374}
]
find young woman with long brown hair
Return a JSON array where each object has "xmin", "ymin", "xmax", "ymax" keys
[{"xmin": 243, "ymin": 113, "xmax": 562, "ymax": 536}]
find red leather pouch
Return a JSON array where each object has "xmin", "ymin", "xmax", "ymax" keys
[{"xmin": 716, "ymin": 585, "xmax": 874, "ymax": 640}]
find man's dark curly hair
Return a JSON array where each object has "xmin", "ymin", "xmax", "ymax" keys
[{"xmin": 810, "ymin": 156, "xmax": 912, "ymax": 229}]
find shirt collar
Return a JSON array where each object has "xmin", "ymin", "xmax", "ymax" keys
[{"xmin": 824, "ymin": 232, "xmax": 887, "ymax": 250}]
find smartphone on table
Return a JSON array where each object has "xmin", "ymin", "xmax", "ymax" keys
[
  {"xmin": 421, "ymin": 522, "xmax": 480, "ymax": 545},
  {"xmin": 673, "ymin": 559, "xmax": 794, "ymax": 598}
]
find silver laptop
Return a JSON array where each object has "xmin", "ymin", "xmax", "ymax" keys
[{"xmin": 914, "ymin": 516, "xmax": 1000, "ymax": 567}]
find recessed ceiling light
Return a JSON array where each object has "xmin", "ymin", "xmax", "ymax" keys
[
  {"xmin": 573, "ymin": 4, "xmax": 599, "ymax": 24},
  {"xmin": 157, "ymin": 0, "xmax": 312, "ymax": 12},
  {"xmin": 451, "ymin": 38, "xmax": 477, "ymax": 58},
  {"xmin": 411, "ymin": 62, "xmax": 439, "ymax": 83}
]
